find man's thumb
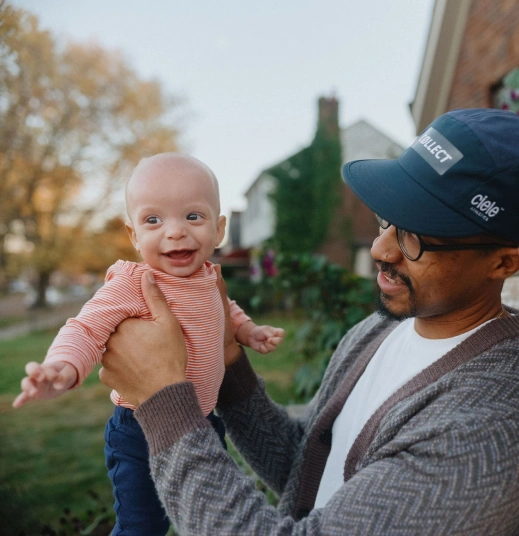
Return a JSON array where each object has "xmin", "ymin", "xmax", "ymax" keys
[{"xmin": 141, "ymin": 270, "xmax": 170, "ymax": 322}]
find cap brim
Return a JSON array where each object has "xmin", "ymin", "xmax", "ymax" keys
[{"xmin": 342, "ymin": 159, "xmax": 487, "ymax": 237}]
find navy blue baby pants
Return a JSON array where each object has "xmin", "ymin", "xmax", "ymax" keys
[{"xmin": 105, "ymin": 405, "xmax": 226, "ymax": 535}]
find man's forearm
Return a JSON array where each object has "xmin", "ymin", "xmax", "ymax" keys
[{"xmin": 216, "ymin": 349, "xmax": 305, "ymax": 494}]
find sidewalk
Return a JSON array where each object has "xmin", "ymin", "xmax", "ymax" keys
[{"xmin": 0, "ymin": 298, "xmax": 86, "ymax": 341}]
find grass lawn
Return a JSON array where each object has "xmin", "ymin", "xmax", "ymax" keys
[{"xmin": 0, "ymin": 312, "xmax": 304, "ymax": 533}]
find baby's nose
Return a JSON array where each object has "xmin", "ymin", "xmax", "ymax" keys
[{"xmin": 165, "ymin": 220, "xmax": 187, "ymax": 239}]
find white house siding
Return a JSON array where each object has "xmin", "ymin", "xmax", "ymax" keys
[
  {"xmin": 241, "ymin": 173, "xmax": 276, "ymax": 249},
  {"xmin": 353, "ymin": 246, "xmax": 375, "ymax": 278}
]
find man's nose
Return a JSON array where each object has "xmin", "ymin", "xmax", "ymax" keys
[{"xmin": 371, "ymin": 225, "xmax": 403, "ymax": 263}]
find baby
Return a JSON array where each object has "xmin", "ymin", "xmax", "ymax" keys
[{"xmin": 13, "ymin": 153, "xmax": 285, "ymax": 535}]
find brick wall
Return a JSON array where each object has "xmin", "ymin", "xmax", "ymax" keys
[
  {"xmin": 317, "ymin": 96, "xmax": 340, "ymax": 137},
  {"xmin": 447, "ymin": 0, "xmax": 519, "ymax": 110},
  {"xmin": 316, "ymin": 182, "xmax": 379, "ymax": 270}
]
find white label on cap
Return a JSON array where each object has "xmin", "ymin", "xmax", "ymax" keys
[
  {"xmin": 411, "ymin": 127, "xmax": 463, "ymax": 175},
  {"xmin": 470, "ymin": 194, "xmax": 504, "ymax": 221}
]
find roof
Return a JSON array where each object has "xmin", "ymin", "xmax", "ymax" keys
[
  {"xmin": 341, "ymin": 119, "xmax": 405, "ymax": 161},
  {"xmin": 243, "ymin": 118, "xmax": 404, "ymax": 198}
]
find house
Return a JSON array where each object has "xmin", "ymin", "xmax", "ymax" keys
[
  {"xmin": 212, "ymin": 210, "xmax": 250, "ymax": 279},
  {"xmin": 411, "ymin": 0, "xmax": 519, "ymax": 131},
  {"xmin": 410, "ymin": 0, "xmax": 519, "ymax": 303},
  {"xmin": 240, "ymin": 97, "xmax": 404, "ymax": 277},
  {"xmin": 240, "ymin": 172, "xmax": 276, "ymax": 253}
]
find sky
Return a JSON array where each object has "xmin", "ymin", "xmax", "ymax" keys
[{"xmin": 11, "ymin": 0, "xmax": 435, "ymax": 221}]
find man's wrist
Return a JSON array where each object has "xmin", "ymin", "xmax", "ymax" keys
[
  {"xmin": 135, "ymin": 382, "xmax": 209, "ymax": 455},
  {"xmin": 134, "ymin": 373, "xmax": 187, "ymax": 406}
]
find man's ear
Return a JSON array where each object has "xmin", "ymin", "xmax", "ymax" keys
[
  {"xmin": 216, "ymin": 215, "xmax": 226, "ymax": 247},
  {"xmin": 489, "ymin": 247, "xmax": 519, "ymax": 281},
  {"xmin": 125, "ymin": 221, "xmax": 140, "ymax": 252}
]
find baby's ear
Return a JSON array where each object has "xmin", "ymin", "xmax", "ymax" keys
[
  {"xmin": 216, "ymin": 215, "xmax": 226, "ymax": 247},
  {"xmin": 125, "ymin": 221, "xmax": 139, "ymax": 252}
]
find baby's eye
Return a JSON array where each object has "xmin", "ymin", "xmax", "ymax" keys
[
  {"xmin": 146, "ymin": 216, "xmax": 162, "ymax": 225},
  {"xmin": 186, "ymin": 213, "xmax": 200, "ymax": 221}
]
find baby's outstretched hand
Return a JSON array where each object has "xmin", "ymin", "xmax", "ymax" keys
[
  {"xmin": 12, "ymin": 361, "xmax": 78, "ymax": 408},
  {"xmin": 248, "ymin": 325, "xmax": 285, "ymax": 354}
]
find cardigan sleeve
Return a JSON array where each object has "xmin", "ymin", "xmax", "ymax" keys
[
  {"xmin": 216, "ymin": 351, "xmax": 306, "ymax": 495},
  {"xmin": 214, "ymin": 314, "xmax": 388, "ymax": 496}
]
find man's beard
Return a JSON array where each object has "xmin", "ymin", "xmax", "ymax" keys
[{"xmin": 376, "ymin": 262, "xmax": 417, "ymax": 321}]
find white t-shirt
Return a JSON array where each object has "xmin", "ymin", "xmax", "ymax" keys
[{"xmin": 314, "ymin": 318, "xmax": 488, "ymax": 508}]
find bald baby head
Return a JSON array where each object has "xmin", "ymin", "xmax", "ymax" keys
[{"xmin": 125, "ymin": 153, "xmax": 221, "ymax": 221}]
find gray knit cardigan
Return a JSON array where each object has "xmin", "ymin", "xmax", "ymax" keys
[{"xmin": 135, "ymin": 312, "xmax": 519, "ymax": 535}]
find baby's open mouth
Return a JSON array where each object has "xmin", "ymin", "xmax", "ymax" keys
[{"xmin": 163, "ymin": 249, "xmax": 195, "ymax": 259}]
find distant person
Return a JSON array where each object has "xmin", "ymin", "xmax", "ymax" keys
[
  {"xmin": 13, "ymin": 153, "xmax": 285, "ymax": 535},
  {"xmin": 100, "ymin": 109, "xmax": 519, "ymax": 534}
]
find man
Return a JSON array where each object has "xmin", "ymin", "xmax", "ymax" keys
[{"xmin": 100, "ymin": 108, "xmax": 519, "ymax": 534}]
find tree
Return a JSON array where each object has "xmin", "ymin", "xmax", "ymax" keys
[
  {"xmin": 0, "ymin": 1, "xmax": 181, "ymax": 305},
  {"xmin": 60, "ymin": 216, "xmax": 140, "ymax": 278}
]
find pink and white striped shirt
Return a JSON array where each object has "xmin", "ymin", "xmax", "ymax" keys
[{"xmin": 44, "ymin": 260, "xmax": 250, "ymax": 415}]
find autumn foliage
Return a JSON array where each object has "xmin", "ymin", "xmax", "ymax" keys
[{"xmin": 0, "ymin": 1, "xmax": 181, "ymax": 305}]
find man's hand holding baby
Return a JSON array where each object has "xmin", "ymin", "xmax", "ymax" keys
[
  {"xmin": 12, "ymin": 361, "xmax": 78, "ymax": 408},
  {"xmin": 99, "ymin": 270, "xmax": 188, "ymax": 407}
]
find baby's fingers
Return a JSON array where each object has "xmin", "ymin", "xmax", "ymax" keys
[
  {"xmin": 25, "ymin": 362, "xmax": 46, "ymax": 382},
  {"xmin": 268, "ymin": 336, "xmax": 284, "ymax": 347},
  {"xmin": 12, "ymin": 376, "xmax": 39, "ymax": 408},
  {"xmin": 20, "ymin": 375, "xmax": 38, "ymax": 396},
  {"xmin": 12, "ymin": 391, "xmax": 31, "ymax": 408},
  {"xmin": 258, "ymin": 337, "xmax": 283, "ymax": 354},
  {"xmin": 260, "ymin": 327, "xmax": 285, "ymax": 340}
]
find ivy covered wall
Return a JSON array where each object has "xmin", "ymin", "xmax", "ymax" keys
[{"xmin": 268, "ymin": 97, "xmax": 343, "ymax": 256}]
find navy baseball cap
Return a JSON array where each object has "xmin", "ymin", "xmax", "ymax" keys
[{"xmin": 342, "ymin": 108, "xmax": 519, "ymax": 243}]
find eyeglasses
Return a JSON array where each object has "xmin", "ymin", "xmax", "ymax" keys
[{"xmin": 375, "ymin": 214, "xmax": 517, "ymax": 261}]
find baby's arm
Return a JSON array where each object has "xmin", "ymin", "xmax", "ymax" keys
[
  {"xmin": 12, "ymin": 267, "xmax": 142, "ymax": 408},
  {"xmin": 43, "ymin": 269, "xmax": 142, "ymax": 385},
  {"xmin": 12, "ymin": 361, "xmax": 78, "ymax": 408},
  {"xmin": 227, "ymin": 299, "xmax": 285, "ymax": 354}
]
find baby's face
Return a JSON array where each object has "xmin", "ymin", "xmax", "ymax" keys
[{"xmin": 126, "ymin": 155, "xmax": 225, "ymax": 277}]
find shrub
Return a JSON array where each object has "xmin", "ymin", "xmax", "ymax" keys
[
  {"xmin": 225, "ymin": 278, "xmax": 279, "ymax": 313},
  {"xmin": 269, "ymin": 253, "xmax": 376, "ymax": 401}
]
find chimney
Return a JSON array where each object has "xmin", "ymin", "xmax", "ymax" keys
[{"xmin": 317, "ymin": 95, "xmax": 339, "ymax": 137}]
